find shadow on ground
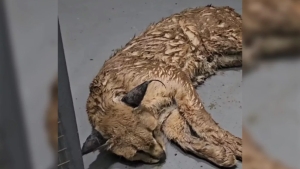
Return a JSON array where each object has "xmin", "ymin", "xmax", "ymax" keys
[{"xmin": 88, "ymin": 142, "xmax": 231, "ymax": 169}]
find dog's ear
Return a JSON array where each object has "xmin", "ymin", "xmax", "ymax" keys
[
  {"xmin": 81, "ymin": 128, "xmax": 107, "ymax": 156},
  {"xmin": 121, "ymin": 80, "xmax": 165, "ymax": 108}
]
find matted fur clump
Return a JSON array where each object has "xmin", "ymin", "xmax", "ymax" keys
[{"xmin": 82, "ymin": 5, "xmax": 242, "ymax": 168}]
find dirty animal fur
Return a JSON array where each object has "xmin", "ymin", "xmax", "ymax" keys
[
  {"xmin": 85, "ymin": 5, "xmax": 242, "ymax": 167},
  {"xmin": 45, "ymin": 77, "xmax": 58, "ymax": 154},
  {"xmin": 243, "ymin": 0, "xmax": 300, "ymax": 73},
  {"xmin": 243, "ymin": 128, "xmax": 292, "ymax": 169},
  {"xmin": 44, "ymin": 76, "xmax": 58, "ymax": 169}
]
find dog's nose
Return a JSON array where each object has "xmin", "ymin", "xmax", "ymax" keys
[{"xmin": 158, "ymin": 151, "xmax": 167, "ymax": 163}]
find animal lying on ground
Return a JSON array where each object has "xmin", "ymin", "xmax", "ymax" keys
[
  {"xmin": 242, "ymin": 1, "xmax": 298, "ymax": 168},
  {"xmin": 243, "ymin": 128, "xmax": 292, "ymax": 169},
  {"xmin": 243, "ymin": 0, "xmax": 300, "ymax": 73},
  {"xmin": 45, "ymin": 77, "xmax": 58, "ymax": 169},
  {"xmin": 81, "ymin": 5, "xmax": 242, "ymax": 168},
  {"xmin": 45, "ymin": 77, "xmax": 58, "ymax": 154}
]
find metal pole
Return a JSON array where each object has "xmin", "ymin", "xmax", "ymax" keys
[{"xmin": 58, "ymin": 18, "xmax": 85, "ymax": 169}]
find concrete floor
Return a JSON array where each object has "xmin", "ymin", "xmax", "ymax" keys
[
  {"xmin": 243, "ymin": 60, "xmax": 300, "ymax": 169},
  {"xmin": 59, "ymin": 0, "xmax": 242, "ymax": 169}
]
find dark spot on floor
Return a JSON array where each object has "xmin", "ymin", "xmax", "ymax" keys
[
  {"xmin": 174, "ymin": 153, "xmax": 177, "ymax": 156},
  {"xmin": 90, "ymin": 59, "xmax": 93, "ymax": 61},
  {"xmin": 208, "ymin": 103, "xmax": 216, "ymax": 110},
  {"xmin": 247, "ymin": 114, "xmax": 258, "ymax": 124}
]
